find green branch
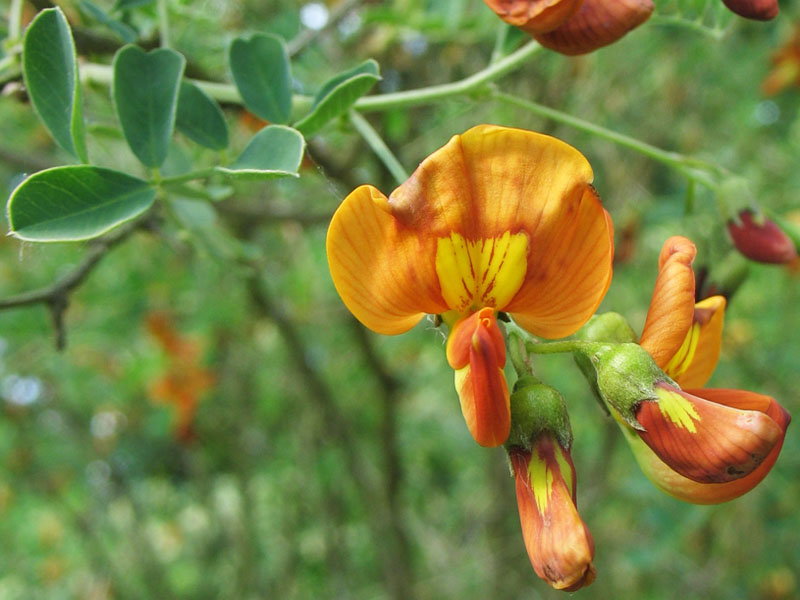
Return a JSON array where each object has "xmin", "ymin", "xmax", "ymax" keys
[
  {"xmin": 349, "ymin": 110, "xmax": 409, "ymax": 184},
  {"xmin": 354, "ymin": 40, "xmax": 542, "ymax": 112},
  {"xmin": 493, "ymin": 90, "xmax": 724, "ymax": 190}
]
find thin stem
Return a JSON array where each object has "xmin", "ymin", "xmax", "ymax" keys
[
  {"xmin": 524, "ymin": 340, "xmax": 602, "ymax": 355},
  {"xmin": 78, "ymin": 41, "xmax": 542, "ymax": 115},
  {"xmin": 493, "ymin": 90, "xmax": 725, "ymax": 190},
  {"xmin": 156, "ymin": 167, "xmax": 217, "ymax": 187},
  {"xmin": 157, "ymin": 0, "xmax": 171, "ymax": 48},
  {"xmin": 349, "ymin": 110, "xmax": 408, "ymax": 184},
  {"xmin": 490, "ymin": 23, "xmax": 511, "ymax": 64},
  {"xmin": 354, "ymin": 40, "xmax": 542, "ymax": 112},
  {"xmin": 288, "ymin": 0, "xmax": 362, "ymax": 57},
  {"xmin": 80, "ymin": 63, "xmax": 247, "ymax": 105},
  {"xmin": 8, "ymin": 0, "xmax": 24, "ymax": 42}
]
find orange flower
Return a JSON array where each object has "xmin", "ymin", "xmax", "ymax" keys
[
  {"xmin": 534, "ymin": 0, "xmax": 654, "ymax": 56},
  {"xmin": 762, "ymin": 27, "xmax": 800, "ymax": 96},
  {"xmin": 510, "ymin": 439, "xmax": 595, "ymax": 591},
  {"xmin": 482, "ymin": 0, "xmax": 582, "ymax": 35},
  {"xmin": 483, "ymin": 0, "xmax": 653, "ymax": 55},
  {"xmin": 625, "ymin": 236, "xmax": 790, "ymax": 502},
  {"xmin": 146, "ymin": 312, "xmax": 214, "ymax": 443},
  {"xmin": 640, "ymin": 236, "xmax": 726, "ymax": 389},
  {"xmin": 327, "ymin": 125, "xmax": 614, "ymax": 446}
]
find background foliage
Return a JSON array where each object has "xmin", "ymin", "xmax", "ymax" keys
[{"xmin": 1, "ymin": 0, "xmax": 799, "ymax": 598}]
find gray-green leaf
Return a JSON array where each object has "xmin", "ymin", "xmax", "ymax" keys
[
  {"xmin": 22, "ymin": 7, "xmax": 88, "ymax": 163},
  {"xmin": 295, "ymin": 59, "xmax": 380, "ymax": 136},
  {"xmin": 113, "ymin": 45, "xmax": 186, "ymax": 168},
  {"xmin": 229, "ymin": 33, "xmax": 292, "ymax": 124},
  {"xmin": 7, "ymin": 166, "xmax": 155, "ymax": 242},
  {"xmin": 216, "ymin": 125, "xmax": 304, "ymax": 180},
  {"xmin": 176, "ymin": 81, "xmax": 229, "ymax": 151}
]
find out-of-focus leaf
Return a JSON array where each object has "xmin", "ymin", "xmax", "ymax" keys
[
  {"xmin": 229, "ymin": 33, "xmax": 292, "ymax": 124},
  {"xmin": 114, "ymin": 0, "xmax": 155, "ymax": 10},
  {"xmin": 22, "ymin": 7, "xmax": 88, "ymax": 163},
  {"xmin": 215, "ymin": 125, "xmax": 304, "ymax": 180},
  {"xmin": 77, "ymin": 0, "xmax": 137, "ymax": 43},
  {"xmin": 175, "ymin": 81, "xmax": 229, "ymax": 151},
  {"xmin": 113, "ymin": 45, "xmax": 186, "ymax": 168},
  {"xmin": 295, "ymin": 59, "xmax": 381, "ymax": 136},
  {"xmin": 7, "ymin": 166, "xmax": 155, "ymax": 242}
]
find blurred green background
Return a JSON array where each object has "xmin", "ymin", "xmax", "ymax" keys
[{"xmin": 1, "ymin": 0, "xmax": 798, "ymax": 598}]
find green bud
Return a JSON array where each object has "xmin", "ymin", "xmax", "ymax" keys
[
  {"xmin": 589, "ymin": 343, "xmax": 672, "ymax": 430},
  {"xmin": 575, "ymin": 312, "xmax": 637, "ymax": 344},
  {"xmin": 507, "ymin": 376, "xmax": 572, "ymax": 452}
]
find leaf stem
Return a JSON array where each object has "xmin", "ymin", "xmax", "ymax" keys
[
  {"xmin": 524, "ymin": 340, "xmax": 602, "ymax": 355},
  {"xmin": 354, "ymin": 40, "xmax": 542, "ymax": 112},
  {"xmin": 156, "ymin": 167, "xmax": 218, "ymax": 187},
  {"xmin": 157, "ymin": 0, "xmax": 171, "ymax": 49},
  {"xmin": 349, "ymin": 110, "xmax": 409, "ymax": 184},
  {"xmin": 493, "ymin": 90, "xmax": 724, "ymax": 190}
]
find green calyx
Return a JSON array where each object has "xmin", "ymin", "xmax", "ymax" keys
[
  {"xmin": 585, "ymin": 343, "xmax": 672, "ymax": 430},
  {"xmin": 506, "ymin": 376, "xmax": 572, "ymax": 452}
]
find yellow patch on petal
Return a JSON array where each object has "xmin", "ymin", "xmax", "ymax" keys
[
  {"xmin": 528, "ymin": 451, "xmax": 555, "ymax": 514},
  {"xmin": 553, "ymin": 444, "xmax": 574, "ymax": 497},
  {"xmin": 436, "ymin": 231, "xmax": 529, "ymax": 313},
  {"xmin": 663, "ymin": 323, "xmax": 701, "ymax": 380},
  {"xmin": 673, "ymin": 295, "xmax": 726, "ymax": 389},
  {"xmin": 654, "ymin": 386, "xmax": 700, "ymax": 433}
]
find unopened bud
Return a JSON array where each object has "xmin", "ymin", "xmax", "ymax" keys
[
  {"xmin": 721, "ymin": 0, "xmax": 779, "ymax": 21},
  {"xmin": 575, "ymin": 312, "xmax": 637, "ymax": 344},
  {"xmin": 728, "ymin": 209, "xmax": 798, "ymax": 264}
]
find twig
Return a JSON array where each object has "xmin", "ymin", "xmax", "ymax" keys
[
  {"xmin": 287, "ymin": 0, "xmax": 363, "ymax": 57},
  {"xmin": 0, "ymin": 214, "xmax": 157, "ymax": 349},
  {"xmin": 246, "ymin": 275, "xmax": 412, "ymax": 600}
]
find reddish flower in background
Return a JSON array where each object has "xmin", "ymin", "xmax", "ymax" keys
[
  {"xmin": 482, "ymin": 0, "xmax": 583, "ymax": 35},
  {"xmin": 146, "ymin": 312, "xmax": 214, "ymax": 443},
  {"xmin": 722, "ymin": 0, "xmax": 779, "ymax": 21},
  {"xmin": 483, "ymin": 0, "xmax": 653, "ymax": 55},
  {"xmin": 728, "ymin": 210, "xmax": 798, "ymax": 264},
  {"xmin": 326, "ymin": 125, "xmax": 614, "ymax": 447},
  {"xmin": 534, "ymin": 0, "xmax": 654, "ymax": 56}
]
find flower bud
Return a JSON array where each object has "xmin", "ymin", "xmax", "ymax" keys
[
  {"xmin": 533, "ymin": 0, "xmax": 653, "ymax": 56},
  {"xmin": 510, "ymin": 439, "xmax": 596, "ymax": 591},
  {"xmin": 482, "ymin": 0, "xmax": 583, "ymax": 35},
  {"xmin": 728, "ymin": 209, "xmax": 798, "ymax": 264},
  {"xmin": 721, "ymin": 0, "xmax": 779, "ymax": 21},
  {"xmin": 575, "ymin": 312, "xmax": 637, "ymax": 344}
]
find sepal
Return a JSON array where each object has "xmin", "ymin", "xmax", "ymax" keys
[
  {"xmin": 584, "ymin": 342, "xmax": 670, "ymax": 429},
  {"xmin": 506, "ymin": 377, "xmax": 572, "ymax": 451}
]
